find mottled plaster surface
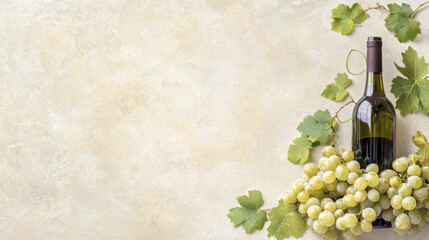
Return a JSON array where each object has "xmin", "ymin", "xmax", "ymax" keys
[{"xmin": 1, "ymin": 0, "xmax": 429, "ymax": 239}]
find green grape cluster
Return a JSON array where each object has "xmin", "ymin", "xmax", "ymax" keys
[{"xmin": 281, "ymin": 147, "xmax": 429, "ymax": 240}]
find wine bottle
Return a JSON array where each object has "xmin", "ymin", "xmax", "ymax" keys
[{"xmin": 351, "ymin": 37, "xmax": 396, "ymax": 228}]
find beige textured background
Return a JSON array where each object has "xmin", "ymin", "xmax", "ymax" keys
[{"xmin": 2, "ymin": 0, "xmax": 429, "ymax": 239}]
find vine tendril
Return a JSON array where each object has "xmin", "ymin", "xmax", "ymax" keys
[{"xmin": 346, "ymin": 49, "xmax": 366, "ymax": 75}]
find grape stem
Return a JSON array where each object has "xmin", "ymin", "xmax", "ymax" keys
[
  {"xmin": 412, "ymin": 1, "xmax": 429, "ymax": 17},
  {"xmin": 330, "ymin": 97, "xmax": 356, "ymax": 147},
  {"xmin": 365, "ymin": 3, "xmax": 389, "ymax": 13}
]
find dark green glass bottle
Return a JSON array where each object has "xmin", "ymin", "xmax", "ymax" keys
[{"xmin": 352, "ymin": 37, "xmax": 396, "ymax": 228}]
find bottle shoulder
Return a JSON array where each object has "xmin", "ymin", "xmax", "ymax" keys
[{"xmin": 353, "ymin": 95, "xmax": 396, "ymax": 116}]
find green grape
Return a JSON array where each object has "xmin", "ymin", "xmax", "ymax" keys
[
  {"xmin": 324, "ymin": 202, "xmax": 336, "ymax": 213},
  {"xmin": 326, "ymin": 180, "xmax": 338, "ymax": 192},
  {"xmin": 413, "ymin": 187, "xmax": 429, "ymax": 201},
  {"xmin": 380, "ymin": 169, "xmax": 397, "ymax": 181},
  {"xmin": 402, "ymin": 196, "xmax": 417, "ymax": 210},
  {"xmin": 334, "ymin": 209, "xmax": 344, "ymax": 218},
  {"xmin": 317, "ymin": 171, "xmax": 324, "ymax": 178},
  {"xmin": 378, "ymin": 194, "xmax": 390, "ymax": 209},
  {"xmin": 292, "ymin": 182, "xmax": 305, "ymax": 194},
  {"xmin": 304, "ymin": 184, "xmax": 315, "ymax": 194},
  {"xmin": 308, "ymin": 205, "xmax": 322, "ymax": 219},
  {"xmin": 336, "ymin": 182, "xmax": 348, "ymax": 195},
  {"xmin": 399, "ymin": 183, "xmax": 413, "ymax": 197},
  {"xmin": 319, "ymin": 157, "xmax": 328, "ymax": 168},
  {"xmin": 418, "ymin": 214, "xmax": 426, "ymax": 227},
  {"xmin": 348, "ymin": 206, "xmax": 360, "ymax": 214},
  {"xmin": 392, "ymin": 226, "xmax": 406, "ymax": 236},
  {"xmin": 408, "ymin": 209, "xmax": 422, "ymax": 225},
  {"xmin": 360, "ymin": 199, "xmax": 373, "ymax": 209},
  {"xmin": 366, "ymin": 172, "xmax": 380, "ymax": 187},
  {"xmin": 350, "ymin": 223, "xmax": 362, "ymax": 236},
  {"xmin": 297, "ymin": 191, "xmax": 310, "ymax": 203},
  {"xmin": 393, "ymin": 208, "xmax": 405, "ymax": 216},
  {"xmin": 389, "ymin": 176, "xmax": 402, "ymax": 189},
  {"xmin": 365, "ymin": 163, "xmax": 379, "ymax": 173},
  {"xmin": 336, "ymin": 217, "xmax": 346, "ymax": 230},
  {"xmin": 313, "ymin": 219, "xmax": 328, "ymax": 234},
  {"xmin": 323, "ymin": 146, "xmax": 337, "ymax": 158},
  {"xmin": 282, "ymin": 191, "xmax": 297, "ymax": 204},
  {"xmin": 298, "ymin": 203, "xmax": 308, "ymax": 214},
  {"xmin": 321, "ymin": 198, "xmax": 334, "ymax": 207},
  {"xmin": 319, "ymin": 211, "xmax": 335, "ymax": 227},
  {"xmin": 393, "ymin": 157, "xmax": 409, "ymax": 173},
  {"xmin": 424, "ymin": 208, "xmax": 429, "ymax": 221},
  {"xmin": 422, "ymin": 166, "xmax": 429, "ymax": 180},
  {"xmin": 375, "ymin": 178, "xmax": 389, "ymax": 194},
  {"xmin": 329, "ymin": 155, "xmax": 342, "ymax": 166},
  {"xmin": 362, "ymin": 208, "xmax": 376, "ymax": 221},
  {"xmin": 407, "ymin": 225, "xmax": 419, "ymax": 235},
  {"xmin": 346, "ymin": 186, "xmax": 357, "ymax": 195},
  {"xmin": 323, "ymin": 159, "xmax": 337, "ymax": 172},
  {"xmin": 322, "ymin": 183, "xmax": 329, "ymax": 193},
  {"xmin": 342, "ymin": 229, "xmax": 357, "ymax": 240},
  {"xmin": 391, "ymin": 195, "xmax": 404, "ymax": 209},
  {"xmin": 347, "ymin": 161, "xmax": 360, "ymax": 173},
  {"xmin": 335, "ymin": 198, "xmax": 347, "ymax": 211},
  {"xmin": 360, "ymin": 219, "xmax": 372, "ymax": 232},
  {"xmin": 342, "ymin": 150, "xmax": 354, "ymax": 162},
  {"xmin": 305, "ymin": 197, "xmax": 320, "ymax": 208},
  {"xmin": 309, "ymin": 176, "xmax": 324, "ymax": 190},
  {"xmin": 313, "ymin": 189, "xmax": 324, "ymax": 198},
  {"xmin": 354, "ymin": 190, "xmax": 367, "ymax": 203},
  {"xmin": 372, "ymin": 202, "xmax": 382, "ymax": 216},
  {"xmin": 343, "ymin": 194, "xmax": 358, "ymax": 207},
  {"xmin": 395, "ymin": 213, "xmax": 411, "ymax": 230},
  {"xmin": 306, "ymin": 218, "xmax": 314, "ymax": 230},
  {"xmin": 335, "ymin": 165, "xmax": 349, "ymax": 181},
  {"xmin": 347, "ymin": 172, "xmax": 359, "ymax": 185},
  {"xmin": 322, "ymin": 229, "xmax": 338, "ymax": 240},
  {"xmin": 407, "ymin": 176, "xmax": 423, "ymax": 189},
  {"xmin": 382, "ymin": 209, "xmax": 395, "ymax": 221},
  {"xmin": 387, "ymin": 187, "xmax": 398, "ymax": 199},
  {"xmin": 367, "ymin": 189, "xmax": 380, "ymax": 202},
  {"xmin": 323, "ymin": 171, "xmax": 336, "ymax": 184},
  {"xmin": 342, "ymin": 213, "xmax": 358, "ymax": 228},
  {"xmin": 408, "ymin": 164, "xmax": 421, "ymax": 176},
  {"xmin": 354, "ymin": 177, "xmax": 368, "ymax": 191},
  {"xmin": 304, "ymin": 163, "xmax": 320, "ymax": 178}
]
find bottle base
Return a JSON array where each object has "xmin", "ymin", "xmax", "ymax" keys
[{"xmin": 372, "ymin": 216, "xmax": 391, "ymax": 229}]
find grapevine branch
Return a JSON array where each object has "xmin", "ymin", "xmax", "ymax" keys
[
  {"xmin": 412, "ymin": 0, "xmax": 429, "ymax": 17},
  {"xmin": 365, "ymin": 3, "xmax": 389, "ymax": 13}
]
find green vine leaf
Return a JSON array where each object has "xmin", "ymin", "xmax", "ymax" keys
[
  {"xmin": 331, "ymin": 3, "xmax": 369, "ymax": 35},
  {"xmin": 297, "ymin": 110, "xmax": 334, "ymax": 145},
  {"xmin": 391, "ymin": 46, "xmax": 429, "ymax": 115},
  {"xmin": 385, "ymin": 3, "xmax": 421, "ymax": 43},
  {"xmin": 288, "ymin": 134, "xmax": 312, "ymax": 164},
  {"xmin": 321, "ymin": 73, "xmax": 353, "ymax": 102},
  {"xmin": 267, "ymin": 200, "xmax": 307, "ymax": 240},
  {"xmin": 228, "ymin": 190, "xmax": 267, "ymax": 234}
]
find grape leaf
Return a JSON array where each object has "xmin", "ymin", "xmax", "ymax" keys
[
  {"xmin": 297, "ymin": 110, "xmax": 334, "ymax": 145},
  {"xmin": 391, "ymin": 46, "xmax": 429, "ymax": 115},
  {"xmin": 267, "ymin": 200, "xmax": 307, "ymax": 240},
  {"xmin": 228, "ymin": 190, "xmax": 267, "ymax": 234},
  {"xmin": 385, "ymin": 3, "xmax": 421, "ymax": 43},
  {"xmin": 331, "ymin": 3, "xmax": 369, "ymax": 35},
  {"xmin": 288, "ymin": 134, "xmax": 312, "ymax": 164},
  {"xmin": 321, "ymin": 73, "xmax": 352, "ymax": 101}
]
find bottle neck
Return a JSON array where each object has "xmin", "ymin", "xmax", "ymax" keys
[
  {"xmin": 364, "ymin": 72, "xmax": 385, "ymax": 97},
  {"xmin": 365, "ymin": 41, "xmax": 384, "ymax": 97}
]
